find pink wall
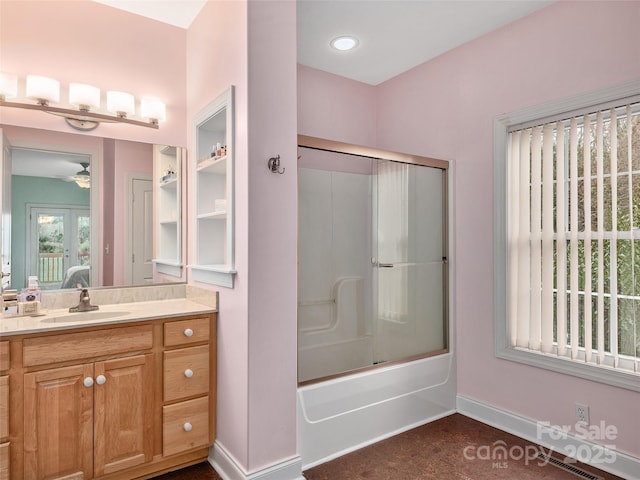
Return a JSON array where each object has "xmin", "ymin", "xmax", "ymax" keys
[
  {"xmin": 112, "ymin": 140, "xmax": 153, "ymax": 285},
  {"xmin": 0, "ymin": 0, "xmax": 187, "ymax": 147},
  {"xmin": 298, "ymin": 65, "xmax": 377, "ymax": 146},
  {"xmin": 187, "ymin": 1, "xmax": 298, "ymax": 473},
  {"xmin": 186, "ymin": 0, "xmax": 251, "ymax": 470},
  {"xmin": 375, "ymin": 1, "xmax": 640, "ymax": 458},
  {"xmin": 246, "ymin": 0, "xmax": 298, "ymax": 472}
]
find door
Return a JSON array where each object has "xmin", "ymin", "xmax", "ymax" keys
[
  {"xmin": 28, "ymin": 207, "xmax": 90, "ymax": 288},
  {"xmin": 0, "ymin": 130, "xmax": 11, "ymax": 290},
  {"xmin": 130, "ymin": 178, "xmax": 153, "ymax": 284},
  {"xmin": 374, "ymin": 160, "xmax": 447, "ymax": 363},
  {"xmin": 94, "ymin": 354, "xmax": 153, "ymax": 476},
  {"xmin": 24, "ymin": 364, "xmax": 94, "ymax": 480}
]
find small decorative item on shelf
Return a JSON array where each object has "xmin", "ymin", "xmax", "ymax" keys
[
  {"xmin": 209, "ymin": 144, "xmax": 227, "ymax": 160},
  {"xmin": 161, "ymin": 167, "xmax": 176, "ymax": 183}
]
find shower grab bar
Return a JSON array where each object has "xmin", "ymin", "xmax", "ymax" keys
[
  {"xmin": 298, "ymin": 298, "xmax": 335, "ymax": 307},
  {"xmin": 374, "ymin": 260, "xmax": 447, "ymax": 268}
]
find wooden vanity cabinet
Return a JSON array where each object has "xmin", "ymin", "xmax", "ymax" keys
[
  {"xmin": 0, "ymin": 341, "xmax": 10, "ymax": 480},
  {"xmin": 4, "ymin": 312, "xmax": 216, "ymax": 480},
  {"xmin": 23, "ymin": 355, "xmax": 154, "ymax": 479}
]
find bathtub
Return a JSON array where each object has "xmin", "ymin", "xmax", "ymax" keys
[{"xmin": 297, "ymin": 352, "xmax": 457, "ymax": 468}]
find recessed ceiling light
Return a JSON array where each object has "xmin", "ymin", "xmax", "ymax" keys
[{"xmin": 330, "ymin": 36, "xmax": 359, "ymax": 51}]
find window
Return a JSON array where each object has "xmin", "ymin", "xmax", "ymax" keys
[{"xmin": 494, "ymin": 82, "xmax": 640, "ymax": 391}]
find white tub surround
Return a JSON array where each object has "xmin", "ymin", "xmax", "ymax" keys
[{"xmin": 297, "ymin": 353, "xmax": 457, "ymax": 468}]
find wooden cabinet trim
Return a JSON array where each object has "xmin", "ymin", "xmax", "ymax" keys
[
  {"xmin": 23, "ymin": 325, "xmax": 153, "ymax": 367},
  {"xmin": 162, "ymin": 396, "xmax": 209, "ymax": 457},
  {"xmin": 0, "ymin": 342, "xmax": 9, "ymax": 372},
  {"xmin": 94, "ymin": 354, "xmax": 154, "ymax": 476},
  {"xmin": 0, "ymin": 376, "xmax": 7, "ymax": 441},
  {"xmin": 0, "ymin": 442, "xmax": 9, "ymax": 480},
  {"xmin": 163, "ymin": 345, "xmax": 210, "ymax": 403},
  {"xmin": 23, "ymin": 364, "xmax": 94, "ymax": 479},
  {"xmin": 164, "ymin": 317, "xmax": 210, "ymax": 347}
]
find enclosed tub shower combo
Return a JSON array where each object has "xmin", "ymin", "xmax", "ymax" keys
[{"xmin": 296, "ymin": 136, "xmax": 456, "ymax": 467}]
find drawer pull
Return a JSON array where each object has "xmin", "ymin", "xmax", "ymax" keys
[
  {"xmin": 183, "ymin": 422, "xmax": 193, "ymax": 432},
  {"xmin": 96, "ymin": 374, "xmax": 107, "ymax": 385},
  {"xmin": 184, "ymin": 368, "xmax": 194, "ymax": 378},
  {"xmin": 184, "ymin": 328, "xmax": 194, "ymax": 337},
  {"xmin": 83, "ymin": 377, "xmax": 94, "ymax": 388}
]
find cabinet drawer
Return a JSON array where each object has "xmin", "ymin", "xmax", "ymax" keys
[
  {"xmin": 162, "ymin": 396, "xmax": 209, "ymax": 457},
  {"xmin": 23, "ymin": 325, "xmax": 153, "ymax": 367},
  {"xmin": 0, "ymin": 342, "xmax": 8, "ymax": 372},
  {"xmin": 164, "ymin": 317, "xmax": 210, "ymax": 347},
  {"xmin": 163, "ymin": 345, "xmax": 209, "ymax": 402},
  {"xmin": 0, "ymin": 442, "xmax": 8, "ymax": 480},
  {"xmin": 0, "ymin": 376, "xmax": 7, "ymax": 441}
]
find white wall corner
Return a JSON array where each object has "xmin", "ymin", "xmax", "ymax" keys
[
  {"xmin": 456, "ymin": 395, "xmax": 640, "ymax": 480},
  {"xmin": 211, "ymin": 441, "xmax": 304, "ymax": 480}
]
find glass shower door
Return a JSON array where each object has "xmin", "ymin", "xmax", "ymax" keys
[{"xmin": 374, "ymin": 160, "xmax": 447, "ymax": 363}]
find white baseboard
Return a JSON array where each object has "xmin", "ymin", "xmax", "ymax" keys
[
  {"xmin": 457, "ymin": 395, "xmax": 640, "ymax": 480},
  {"xmin": 210, "ymin": 441, "xmax": 304, "ymax": 480}
]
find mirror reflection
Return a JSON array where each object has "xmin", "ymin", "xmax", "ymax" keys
[
  {"xmin": 0, "ymin": 124, "xmax": 185, "ymax": 291},
  {"xmin": 12, "ymin": 147, "xmax": 91, "ymax": 290}
]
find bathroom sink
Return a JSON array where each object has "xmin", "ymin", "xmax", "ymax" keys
[{"xmin": 43, "ymin": 311, "xmax": 130, "ymax": 323}]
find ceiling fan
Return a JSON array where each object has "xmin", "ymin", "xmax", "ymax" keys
[{"xmin": 60, "ymin": 162, "xmax": 91, "ymax": 188}]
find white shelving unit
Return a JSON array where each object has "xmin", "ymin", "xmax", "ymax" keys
[
  {"xmin": 153, "ymin": 144, "xmax": 183, "ymax": 277},
  {"xmin": 189, "ymin": 86, "xmax": 236, "ymax": 288}
]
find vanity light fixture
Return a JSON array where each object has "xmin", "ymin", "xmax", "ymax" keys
[
  {"xmin": 0, "ymin": 72, "xmax": 166, "ymax": 131},
  {"xmin": 330, "ymin": 35, "xmax": 359, "ymax": 51}
]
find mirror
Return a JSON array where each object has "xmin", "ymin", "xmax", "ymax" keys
[{"xmin": 0, "ymin": 124, "xmax": 186, "ymax": 291}]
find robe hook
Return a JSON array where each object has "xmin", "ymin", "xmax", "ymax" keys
[{"xmin": 268, "ymin": 155, "xmax": 285, "ymax": 174}]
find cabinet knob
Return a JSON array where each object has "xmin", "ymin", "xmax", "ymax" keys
[
  {"xmin": 184, "ymin": 368, "xmax": 194, "ymax": 378},
  {"xmin": 184, "ymin": 328, "xmax": 194, "ymax": 337},
  {"xmin": 183, "ymin": 422, "xmax": 193, "ymax": 432},
  {"xmin": 96, "ymin": 374, "xmax": 107, "ymax": 385},
  {"xmin": 83, "ymin": 377, "xmax": 94, "ymax": 388}
]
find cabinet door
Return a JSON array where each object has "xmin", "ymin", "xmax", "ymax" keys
[
  {"xmin": 93, "ymin": 354, "xmax": 154, "ymax": 476},
  {"xmin": 24, "ymin": 364, "xmax": 94, "ymax": 480}
]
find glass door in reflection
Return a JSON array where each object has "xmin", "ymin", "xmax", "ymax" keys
[{"xmin": 28, "ymin": 206, "xmax": 90, "ymax": 289}]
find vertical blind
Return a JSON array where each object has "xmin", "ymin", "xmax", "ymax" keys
[{"xmin": 508, "ymin": 103, "xmax": 639, "ymax": 373}]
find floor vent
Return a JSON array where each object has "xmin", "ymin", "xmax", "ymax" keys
[{"xmin": 537, "ymin": 454, "xmax": 604, "ymax": 480}]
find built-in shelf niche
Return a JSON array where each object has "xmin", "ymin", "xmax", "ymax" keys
[
  {"xmin": 153, "ymin": 144, "xmax": 184, "ymax": 277},
  {"xmin": 188, "ymin": 86, "xmax": 235, "ymax": 288}
]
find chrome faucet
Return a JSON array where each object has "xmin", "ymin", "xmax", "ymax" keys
[{"xmin": 69, "ymin": 288, "xmax": 99, "ymax": 313}]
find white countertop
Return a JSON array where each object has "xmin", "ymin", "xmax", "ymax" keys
[{"xmin": 0, "ymin": 298, "xmax": 216, "ymax": 336}]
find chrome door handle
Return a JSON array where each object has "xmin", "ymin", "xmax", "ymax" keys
[{"xmin": 378, "ymin": 263, "xmax": 394, "ymax": 268}]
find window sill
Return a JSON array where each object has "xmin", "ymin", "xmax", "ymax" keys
[{"xmin": 496, "ymin": 345, "xmax": 640, "ymax": 392}]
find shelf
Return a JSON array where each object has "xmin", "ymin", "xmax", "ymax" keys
[
  {"xmin": 197, "ymin": 211, "xmax": 226, "ymax": 220},
  {"xmin": 153, "ymin": 259, "xmax": 183, "ymax": 277},
  {"xmin": 197, "ymin": 155, "xmax": 227, "ymax": 174},
  {"xmin": 160, "ymin": 177, "xmax": 178, "ymax": 188},
  {"xmin": 154, "ymin": 144, "xmax": 182, "ymax": 280},
  {"xmin": 191, "ymin": 86, "xmax": 235, "ymax": 288},
  {"xmin": 188, "ymin": 264, "xmax": 236, "ymax": 288}
]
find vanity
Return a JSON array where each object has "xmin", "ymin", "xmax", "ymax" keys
[{"xmin": 0, "ymin": 296, "xmax": 217, "ymax": 480}]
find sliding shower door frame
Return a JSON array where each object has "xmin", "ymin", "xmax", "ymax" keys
[{"xmin": 297, "ymin": 135, "xmax": 450, "ymax": 386}]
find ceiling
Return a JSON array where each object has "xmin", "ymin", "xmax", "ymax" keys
[
  {"xmin": 94, "ymin": 0, "xmax": 555, "ymax": 86},
  {"xmin": 13, "ymin": 0, "xmax": 556, "ymax": 175},
  {"xmin": 12, "ymin": 148, "xmax": 91, "ymax": 180}
]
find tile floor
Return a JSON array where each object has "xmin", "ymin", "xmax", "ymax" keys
[{"xmin": 153, "ymin": 414, "xmax": 623, "ymax": 480}]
